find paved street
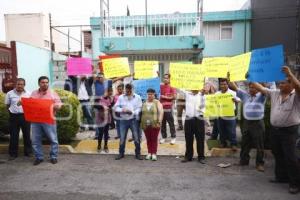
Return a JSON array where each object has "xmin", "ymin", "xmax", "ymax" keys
[{"xmin": 0, "ymin": 154, "xmax": 298, "ymax": 200}]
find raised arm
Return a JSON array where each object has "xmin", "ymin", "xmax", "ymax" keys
[
  {"xmin": 229, "ymin": 81, "xmax": 238, "ymax": 92},
  {"xmin": 282, "ymin": 66, "xmax": 300, "ymax": 95},
  {"xmin": 251, "ymin": 82, "xmax": 269, "ymax": 95}
]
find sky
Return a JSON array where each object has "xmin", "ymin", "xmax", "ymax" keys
[{"xmin": 0, "ymin": 0, "xmax": 248, "ymax": 41}]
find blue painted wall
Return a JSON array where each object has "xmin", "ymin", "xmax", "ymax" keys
[{"xmin": 16, "ymin": 42, "xmax": 67, "ymax": 92}]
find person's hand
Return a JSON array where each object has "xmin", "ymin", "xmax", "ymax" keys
[
  {"xmin": 282, "ymin": 66, "xmax": 292, "ymax": 77},
  {"xmin": 17, "ymin": 101, "xmax": 22, "ymax": 106},
  {"xmin": 232, "ymin": 98, "xmax": 239, "ymax": 103}
]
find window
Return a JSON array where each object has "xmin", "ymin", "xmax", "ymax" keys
[
  {"xmin": 203, "ymin": 22, "xmax": 233, "ymax": 40},
  {"xmin": 221, "ymin": 22, "xmax": 233, "ymax": 40},
  {"xmin": 134, "ymin": 26, "xmax": 145, "ymax": 36},
  {"xmin": 115, "ymin": 26, "xmax": 124, "ymax": 36},
  {"xmin": 151, "ymin": 25, "xmax": 176, "ymax": 36},
  {"xmin": 44, "ymin": 40, "xmax": 50, "ymax": 47}
]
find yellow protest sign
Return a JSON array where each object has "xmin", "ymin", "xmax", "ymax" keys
[
  {"xmin": 229, "ymin": 52, "xmax": 251, "ymax": 81},
  {"xmin": 134, "ymin": 61, "xmax": 159, "ymax": 79},
  {"xmin": 216, "ymin": 93, "xmax": 235, "ymax": 117},
  {"xmin": 169, "ymin": 63, "xmax": 205, "ymax": 90},
  {"xmin": 204, "ymin": 94, "xmax": 219, "ymax": 117},
  {"xmin": 102, "ymin": 57, "xmax": 130, "ymax": 78},
  {"xmin": 204, "ymin": 93, "xmax": 235, "ymax": 117},
  {"xmin": 202, "ymin": 57, "xmax": 229, "ymax": 78}
]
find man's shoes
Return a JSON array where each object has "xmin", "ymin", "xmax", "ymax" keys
[
  {"xmin": 159, "ymin": 138, "xmax": 165, "ymax": 144},
  {"xmin": 198, "ymin": 158, "xmax": 206, "ymax": 164},
  {"xmin": 256, "ymin": 165, "xmax": 264, "ymax": 172},
  {"xmin": 8, "ymin": 156, "xmax": 17, "ymax": 161},
  {"xmin": 177, "ymin": 126, "xmax": 183, "ymax": 131},
  {"xmin": 170, "ymin": 138, "xmax": 176, "ymax": 145},
  {"xmin": 135, "ymin": 155, "xmax": 143, "ymax": 160},
  {"xmin": 50, "ymin": 158, "xmax": 58, "ymax": 164},
  {"xmin": 115, "ymin": 154, "xmax": 124, "ymax": 160},
  {"xmin": 231, "ymin": 145, "xmax": 238, "ymax": 151},
  {"xmin": 181, "ymin": 158, "xmax": 193, "ymax": 163},
  {"xmin": 289, "ymin": 185, "xmax": 300, "ymax": 194},
  {"xmin": 33, "ymin": 159, "xmax": 43, "ymax": 166},
  {"xmin": 104, "ymin": 146, "xmax": 109, "ymax": 153},
  {"xmin": 151, "ymin": 154, "xmax": 158, "ymax": 161},
  {"xmin": 269, "ymin": 178, "xmax": 289, "ymax": 184},
  {"xmin": 145, "ymin": 154, "xmax": 152, "ymax": 160}
]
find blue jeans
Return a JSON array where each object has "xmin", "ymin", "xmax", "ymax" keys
[
  {"xmin": 80, "ymin": 101, "xmax": 93, "ymax": 128},
  {"xmin": 119, "ymin": 119, "xmax": 140, "ymax": 156},
  {"xmin": 116, "ymin": 119, "xmax": 121, "ymax": 138},
  {"xmin": 218, "ymin": 118, "xmax": 237, "ymax": 146},
  {"xmin": 31, "ymin": 123, "xmax": 59, "ymax": 160}
]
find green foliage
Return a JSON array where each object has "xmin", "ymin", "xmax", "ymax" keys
[
  {"xmin": 54, "ymin": 89, "xmax": 82, "ymax": 143},
  {"xmin": 0, "ymin": 92, "xmax": 9, "ymax": 135}
]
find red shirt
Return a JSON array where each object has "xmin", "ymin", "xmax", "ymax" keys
[{"xmin": 160, "ymin": 84, "xmax": 176, "ymax": 109}]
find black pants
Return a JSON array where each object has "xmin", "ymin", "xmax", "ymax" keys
[
  {"xmin": 161, "ymin": 111, "xmax": 176, "ymax": 138},
  {"xmin": 184, "ymin": 117, "xmax": 205, "ymax": 159},
  {"xmin": 240, "ymin": 120, "xmax": 265, "ymax": 165},
  {"xmin": 97, "ymin": 124, "xmax": 109, "ymax": 147},
  {"xmin": 9, "ymin": 113, "xmax": 32, "ymax": 157},
  {"xmin": 271, "ymin": 125, "xmax": 300, "ymax": 186},
  {"xmin": 176, "ymin": 100, "xmax": 185, "ymax": 128}
]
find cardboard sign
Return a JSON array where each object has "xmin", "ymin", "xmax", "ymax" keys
[
  {"xmin": 132, "ymin": 77, "xmax": 161, "ymax": 100},
  {"xmin": 247, "ymin": 45, "xmax": 285, "ymax": 82},
  {"xmin": 134, "ymin": 61, "xmax": 159, "ymax": 79},
  {"xmin": 229, "ymin": 52, "xmax": 251, "ymax": 82},
  {"xmin": 202, "ymin": 57, "xmax": 229, "ymax": 78},
  {"xmin": 21, "ymin": 98, "xmax": 55, "ymax": 124},
  {"xmin": 170, "ymin": 63, "xmax": 205, "ymax": 90},
  {"xmin": 67, "ymin": 57, "xmax": 92, "ymax": 75},
  {"xmin": 102, "ymin": 57, "xmax": 130, "ymax": 78}
]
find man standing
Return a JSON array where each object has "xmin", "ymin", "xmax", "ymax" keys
[
  {"xmin": 160, "ymin": 74, "xmax": 177, "ymax": 145},
  {"xmin": 230, "ymin": 81, "xmax": 266, "ymax": 172},
  {"xmin": 113, "ymin": 84, "xmax": 142, "ymax": 160},
  {"xmin": 216, "ymin": 78, "xmax": 240, "ymax": 150},
  {"xmin": 176, "ymin": 89, "xmax": 185, "ymax": 131},
  {"xmin": 64, "ymin": 75, "xmax": 94, "ymax": 131},
  {"xmin": 5, "ymin": 78, "xmax": 31, "ymax": 160},
  {"xmin": 31, "ymin": 76, "xmax": 61, "ymax": 165},
  {"xmin": 181, "ymin": 90, "xmax": 206, "ymax": 164},
  {"xmin": 253, "ymin": 66, "xmax": 300, "ymax": 194}
]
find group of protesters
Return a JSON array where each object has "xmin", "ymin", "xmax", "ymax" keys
[{"xmin": 3, "ymin": 64, "xmax": 300, "ymax": 194}]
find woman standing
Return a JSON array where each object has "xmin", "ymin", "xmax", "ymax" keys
[{"xmin": 140, "ymin": 89, "xmax": 163, "ymax": 161}]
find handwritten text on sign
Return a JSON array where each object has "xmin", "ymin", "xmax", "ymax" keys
[
  {"xmin": 21, "ymin": 98, "xmax": 55, "ymax": 124},
  {"xmin": 102, "ymin": 57, "xmax": 130, "ymax": 78},
  {"xmin": 202, "ymin": 57, "xmax": 229, "ymax": 78},
  {"xmin": 170, "ymin": 63, "xmax": 205, "ymax": 90},
  {"xmin": 67, "ymin": 57, "xmax": 92, "ymax": 76},
  {"xmin": 134, "ymin": 61, "xmax": 159, "ymax": 79},
  {"xmin": 229, "ymin": 52, "xmax": 251, "ymax": 82},
  {"xmin": 247, "ymin": 45, "xmax": 285, "ymax": 82}
]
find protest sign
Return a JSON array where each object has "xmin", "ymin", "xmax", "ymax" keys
[
  {"xmin": 66, "ymin": 57, "xmax": 92, "ymax": 76},
  {"xmin": 102, "ymin": 57, "xmax": 130, "ymax": 78},
  {"xmin": 21, "ymin": 98, "xmax": 54, "ymax": 124},
  {"xmin": 229, "ymin": 52, "xmax": 251, "ymax": 81},
  {"xmin": 204, "ymin": 94, "xmax": 219, "ymax": 117},
  {"xmin": 132, "ymin": 77, "xmax": 161, "ymax": 100},
  {"xmin": 247, "ymin": 45, "xmax": 285, "ymax": 82},
  {"xmin": 202, "ymin": 57, "xmax": 229, "ymax": 78},
  {"xmin": 216, "ymin": 93, "xmax": 235, "ymax": 117},
  {"xmin": 134, "ymin": 61, "xmax": 159, "ymax": 79},
  {"xmin": 169, "ymin": 63, "xmax": 205, "ymax": 90}
]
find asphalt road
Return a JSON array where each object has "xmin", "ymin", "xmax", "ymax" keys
[{"xmin": 0, "ymin": 154, "xmax": 298, "ymax": 200}]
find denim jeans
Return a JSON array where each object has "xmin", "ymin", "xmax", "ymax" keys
[
  {"xmin": 31, "ymin": 123, "xmax": 59, "ymax": 160},
  {"xmin": 80, "ymin": 100, "xmax": 94, "ymax": 129},
  {"xmin": 218, "ymin": 118, "xmax": 237, "ymax": 146},
  {"xmin": 119, "ymin": 119, "xmax": 140, "ymax": 156},
  {"xmin": 115, "ymin": 119, "xmax": 121, "ymax": 138}
]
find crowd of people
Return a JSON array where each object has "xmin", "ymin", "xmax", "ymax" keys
[{"xmin": 3, "ymin": 65, "xmax": 300, "ymax": 194}]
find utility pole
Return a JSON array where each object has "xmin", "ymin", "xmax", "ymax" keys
[{"xmin": 49, "ymin": 13, "xmax": 53, "ymax": 61}]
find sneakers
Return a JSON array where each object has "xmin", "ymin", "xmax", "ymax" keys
[
  {"xmin": 145, "ymin": 154, "xmax": 152, "ymax": 160},
  {"xmin": 170, "ymin": 138, "xmax": 176, "ymax": 145},
  {"xmin": 159, "ymin": 138, "xmax": 165, "ymax": 144},
  {"xmin": 151, "ymin": 154, "xmax": 157, "ymax": 161},
  {"xmin": 256, "ymin": 165, "xmax": 264, "ymax": 172}
]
